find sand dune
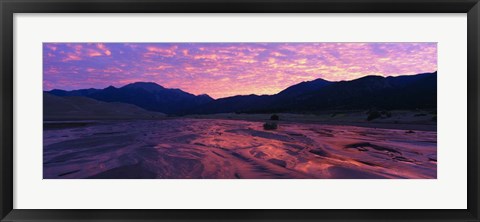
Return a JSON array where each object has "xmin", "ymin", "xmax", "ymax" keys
[
  {"xmin": 43, "ymin": 118, "xmax": 436, "ymax": 179},
  {"xmin": 44, "ymin": 93, "xmax": 166, "ymax": 120}
]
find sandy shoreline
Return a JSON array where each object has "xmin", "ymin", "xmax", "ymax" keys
[
  {"xmin": 45, "ymin": 110, "xmax": 437, "ymax": 132},
  {"xmin": 185, "ymin": 116, "xmax": 436, "ymax": 132}
]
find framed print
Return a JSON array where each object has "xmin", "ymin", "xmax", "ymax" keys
[
  {"xmin": 1, "ymin": 0, "xmax": 479, "ymax": 221},
  {"xmin": 42, "ymin": 42, "xmax": 438, "ymax": 180}
]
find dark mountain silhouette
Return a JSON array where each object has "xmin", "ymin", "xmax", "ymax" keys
[
  {"xmin": 121, "ymin": 82, "xmax": 165, "ymax": 93},
  {"xmin": 187, "ymin": 94, "xmax": 271, "ymax": 115},
  {"xmin": 46, "ymin": 72, "xmax": 436, "ymax": 116},
  {"xmin": 48, "ymin": 82, "xmax": 214, "ymax": 115},
  {"xmin": 44, "ymin": 93, "xmax": 165, "ymax": 120},
  {"xmin": 189, "ymin": 72, "xmax": 436, "ymax": 114},
  {"xmin": 48, "ymin": 88, "xmax": 100, "ymax": 97},
  {"xmin": 248, "ymin": 72, "xmax": 436, "ymax": 113},
  {"xmin": 275, "ymin": 78, "xmax": 332, "ymax": 99},
  {"xmin": 187, "ymin": 78, "xmax": 332, "ymax": 114}
]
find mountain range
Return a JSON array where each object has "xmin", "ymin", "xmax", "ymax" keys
[
  {"xmin": 46, "ymin": 71, "xmax": 437, "ymax": 116},
  {"xmin": 48, "ymin": 82, "xmax": 214, "ymax": 115}
]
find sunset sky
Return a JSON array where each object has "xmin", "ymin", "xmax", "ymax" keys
[{"xmin": 43, "ymin": 43, "xmax": 437, "ymax": 99}]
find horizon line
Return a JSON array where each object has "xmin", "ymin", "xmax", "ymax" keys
[{"xmin": 44, "ymin": 71, "xmax": 437, "ymax": 100}]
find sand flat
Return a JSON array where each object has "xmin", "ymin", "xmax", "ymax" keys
[{"xmin": 43, "ymin": 118, "xmax": 436, "ymax": 179}]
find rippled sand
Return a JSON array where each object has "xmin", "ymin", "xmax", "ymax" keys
[{"xmin": 43, "ymin": 119, "xmax": 436, "ymax": 179}]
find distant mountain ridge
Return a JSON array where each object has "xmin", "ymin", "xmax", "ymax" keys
[
  {"xmin": 122, "ymin": 82, "xmax": 165, "ymax": 92},
  {"xmin": 260, "ymin": 71, "xmax": 437, "ymax": 113},
  {"xmin": 276, "ymin": 78, "xmax": 332, "ymax": 99},
  {"xmin": 48, "ymin": 82, "xmax": 214, "ymax": 115},
  {"xmin": 46, "ymin": 72, "xmax": 437, "ymax": 115}
]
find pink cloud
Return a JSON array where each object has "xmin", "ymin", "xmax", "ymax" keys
[
  {"xmin": 97, "ymin": 43, "xmax": 112, "ymax": 56},
  {"xmin": 61, "ymin": 54, "xmax": 82, "ymax": 62},
  {"xmin": 145, "ymin": 46, "xmax": 176, "ymax": 57},
  {"xmin": 193, "ymin": 54, "xmax": 218, "ymax": 60}
]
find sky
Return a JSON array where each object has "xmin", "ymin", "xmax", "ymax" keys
[{"xmin": 43, "ymin": 43, "xmax": 437, "ymax": 99}]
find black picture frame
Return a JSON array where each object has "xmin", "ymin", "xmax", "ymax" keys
[{"xmin": 1, "ymin": 0, "xmax": 479, "ymax": 221}]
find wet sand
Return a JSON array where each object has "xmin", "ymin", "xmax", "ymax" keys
[{"xmin": 43, "ymin": 118, "xmax": 436, "ymax": 179}]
